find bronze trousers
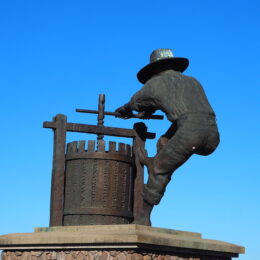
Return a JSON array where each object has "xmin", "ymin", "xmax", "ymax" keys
[{"xmin": 143, "ymin": 115, "xmax": 220, "ymax": 205}]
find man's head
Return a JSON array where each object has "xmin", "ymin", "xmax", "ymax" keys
[{"xmin": 137, "ymin": 48, "xmax": 189, "ymax": 84}]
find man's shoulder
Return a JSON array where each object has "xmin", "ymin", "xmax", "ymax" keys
[
  {"xmin": 180, "ymin": 73, "xmax": 202, "ymax": 85},
  {"xmin": 161, "ymin": 70, "xmax": 192, "ymax": 81},
  {"xmin": 146, "ymin": 70, "xmax": 201, "ymax": 86},
  {"xmin": 163, "ymin": 71, "xmax": 204, "ymax": 90}
]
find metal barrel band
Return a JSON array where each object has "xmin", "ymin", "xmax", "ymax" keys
[
  {"xmin": 63, "ymin": 207, "xmax": 133, "ymax": 219},
  {"xmin": 65, "ymin": 152, "xmax": 135, "ymax": 165}
]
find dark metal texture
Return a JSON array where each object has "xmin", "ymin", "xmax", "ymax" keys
[
  {"xmin": 76, "ymin": 108, "xmax": 164, "ymax": 120},
  {"xmin": 63, "ymin": 208, "xmax": 133, "ymax": 218},
  {"xmin": 44, "ymin": 90, "xmax": 157, "ymax": 227},
  {"xmin": 133, "ymin": 122, "xmax": 147, "ymax": 221},
  {"xmin": 43, "ymin": 121, "xmax": 156, "ymax": 139},
  {"xmin": 49, "ymin": 114, "xmax": 67, "ymax": 227},
  {"xmin": 44, "ymin": 115, "xmax": 155, "ymax": 226},
  {"xmin": 97, "ymin": 94, "xmax": 105, "ymax": 140},
  {"xmin": 63, "ymin": 140, "xmax": 134, "ymax": 225},
  {"xmin": 66, "ymin": 152, "xmax": 135, "ymax": 165}
]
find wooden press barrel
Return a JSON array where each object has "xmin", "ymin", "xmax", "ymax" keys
[{"xmin": 63, "ymin": 140, "xmax": 135, "ymax": 225}]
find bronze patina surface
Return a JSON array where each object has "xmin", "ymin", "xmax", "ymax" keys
[
  {"xmin": 44, "ymin": 94, "xmax": 162, "ymax": 226},
  {"xmin": 63, "ymin": 140, "xmax": 135, "ymax": 225},
  {"xmin": 116, "ymin": 49, "xmax": 220, "ymax": 225}
]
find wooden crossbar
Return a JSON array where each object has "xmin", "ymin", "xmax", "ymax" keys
[{"xmin": 43, "ymin": 121, "xmax": 155, "ymax": 139}]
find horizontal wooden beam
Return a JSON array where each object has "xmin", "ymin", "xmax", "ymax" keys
[{"xmin": 43, "ymin": 121, "xmax": 155, "ymax": 139}]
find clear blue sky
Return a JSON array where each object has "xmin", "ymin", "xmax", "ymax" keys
[{"xmin": 0, "ymin": 1, "xmax": 259, "ymax": 259}]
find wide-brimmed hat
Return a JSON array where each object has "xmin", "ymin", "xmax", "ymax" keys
[{"xmin": 137, "ymin": 48, "xmax": 189, "ymax": 84}]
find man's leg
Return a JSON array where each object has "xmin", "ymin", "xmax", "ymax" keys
[
  {"xmin": 150, "ymin": 125, "xmax": 195, "ymax": 200},
  {"xmin": 156, "ymin": 123, "xmax": 177, "ymax": 152},
  {"xmin": 134, "ymin": 127, "xmax": 194, "ymax": 225}
]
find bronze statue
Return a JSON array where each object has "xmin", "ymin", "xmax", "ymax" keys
[{"xmin": 116, "ymin": 48, "xmax": 220, "ymax": 226}]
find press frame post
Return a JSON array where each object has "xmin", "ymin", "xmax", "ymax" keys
[
  {"xmin": 44, "ymin": 116, "xmax": 155, "ymax": 226},
  {"xmin": 49, "ymin": 114, "xmax": 67, "ymax": 227},
  {"xmin": 132, "ymin": 122, "xmax": 148, "ymax": 222}
]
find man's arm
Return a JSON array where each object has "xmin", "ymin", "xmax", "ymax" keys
[
  {"xmin": 116, "ymin": 83, "xmax": 157, "ymax": 118},
  {"xmin": 115, "ymin": 102, "xmax": 134, "ymax": 119}
]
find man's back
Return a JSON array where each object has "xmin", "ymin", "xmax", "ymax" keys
[{"xmin": 144, "ymin": 70, "xmax": 215, "ymax": 122}]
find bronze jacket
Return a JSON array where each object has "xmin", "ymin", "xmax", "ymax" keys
[{"xmin": 129, "ymin": 70, "xmax": 215, "ymax": 123}]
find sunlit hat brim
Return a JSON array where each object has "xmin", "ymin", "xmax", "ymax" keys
[{"xmin": 137, "ymin": 57, "xmax": 189, "ymax": 84}]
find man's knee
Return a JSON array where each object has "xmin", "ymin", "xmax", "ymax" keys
[{"xmin": 195, "ymin": 130, "xmax": 220, "ymax": 156}]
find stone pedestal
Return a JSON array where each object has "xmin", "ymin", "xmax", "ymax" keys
[{"xmin": 0, "ymin": 225, "xmax": 244, "ymax": 260}]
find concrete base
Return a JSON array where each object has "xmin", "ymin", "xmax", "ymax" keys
[{"xmin": 0, "ymin": 225, "xmax": 244, "ymax": 260}]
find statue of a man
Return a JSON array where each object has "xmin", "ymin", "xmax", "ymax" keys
[{"xmin": 116, "ymin": 49, "xmax": 220, "ymax": 226}]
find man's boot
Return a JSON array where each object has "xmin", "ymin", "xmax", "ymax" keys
[{"xmin": 132, "ymin": 199, "xmax": 154, "ymax": 226}]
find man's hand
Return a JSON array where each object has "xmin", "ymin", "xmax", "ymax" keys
[
  {"xmin": 137, "ymin": 109, "xmax": 156, "ymax": 119},
  {"xmin": 115, "ymin": 103, "xmax": 133, "ymax": 119}
]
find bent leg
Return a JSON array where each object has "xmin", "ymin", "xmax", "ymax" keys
[
  {"xmin": 156, "ymin": 123, "xmax": 178, "ymax": 152},
  {"xmin": 144, "ymin": 128, "xmax": 195, "ymax": 205}
]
